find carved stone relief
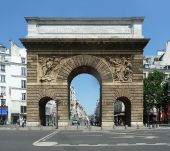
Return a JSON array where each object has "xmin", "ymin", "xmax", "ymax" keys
[
  {"xmin": 105, "ymin": 56, "xmax": 133, "ymax": 82},
  {"xmin": 38, "ymin": 56, "xmax": 64, "ymax": 82},
  {"xmin": 38, "ymin": 55, "xmax": 132, "ymax": 83}
]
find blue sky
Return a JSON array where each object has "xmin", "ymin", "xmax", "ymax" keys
[
  {"xmin": 71, "ymin": 74, "xmax": 100, "ymax": 115},
  {"xmin": 1, "ymin": 0, "xmax": 170, "ymax": 114}
]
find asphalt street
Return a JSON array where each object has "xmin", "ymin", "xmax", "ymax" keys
[{"xmin": 0, "ymin": 128, "xmax": 170, "ymax": 151}]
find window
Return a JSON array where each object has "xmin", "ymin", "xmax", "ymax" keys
[
  {"xmin": 21, "ymin": 80, "xmax": 26, "ymax": 88},
  {"xmin": 20, "ymin": 106, "xmax": 27, "ymax": 113},
  {"xmin": 22, "ymin": 93, "xmax": 26, "ymax": 100},
  {"xmin": 21, "ymin": 67, "xmax": 26, "ymax": 76},
  {"xmin": 0, "ymin": 64, "xmax": 5, "ymax": 72},
  {"xmin": 21, "ymin": 57, "xmax": 26, "ymax": 64},
  {"xmin": 0, "ymin": 86, "xmax": 6, "ymax": 96},
  {"xmin": 0, "ymin": 75, "xmax": 5, "ymax": 82},
  {"xmin": 1, "ymin": 99, "xmax": 6, "ymax": 106}
]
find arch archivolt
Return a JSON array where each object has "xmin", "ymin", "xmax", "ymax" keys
[
  {"xmin": 37, "ymin": 86, "xmax": 60, "ymax": 102},
  {"xmin": 57, "ymin": 55, "xmax": 113, "ymax": 82},
  {"xmin": 112, "ymin": 87, "xmax": 133, "ymax": 103},
  {"xmin": 38, "ymin": 54, "xmax": 133, "ymax": 83}
]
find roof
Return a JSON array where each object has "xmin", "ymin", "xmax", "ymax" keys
[{"xmin": 25, "ymin": 16, "xmax": 145, "ymax": 22}]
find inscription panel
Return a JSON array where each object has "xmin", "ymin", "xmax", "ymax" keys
[{"xmin": 38, "ymin": 25, "xmax": 131, "ymax": 34}]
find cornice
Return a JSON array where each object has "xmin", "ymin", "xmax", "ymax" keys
[
  {"xmin": 20, "ymin": 38, "xmax": 149, "ymax": 52},
  {"xmin": 25, "ymin": 17, "xmax": 145, "ymax": 23}
]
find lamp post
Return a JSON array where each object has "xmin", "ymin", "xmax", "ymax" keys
[{"xmin": 55, "ymin": 100, "xmax": 61, "ymax": 129}]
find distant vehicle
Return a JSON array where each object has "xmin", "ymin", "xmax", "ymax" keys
[{"xmin": 72, "ymin": 118, "xmax": 80, "ymax": 125}]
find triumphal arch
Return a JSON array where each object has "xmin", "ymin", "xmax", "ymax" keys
[{"xmin": 21, "ymin": 17, "xmax": 149, "ymax": 128}]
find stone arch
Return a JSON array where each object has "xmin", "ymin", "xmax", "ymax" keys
[
  {"xmin": 57, "ymin": 55, "xmax": 113, "ymax": 82},
  {"xmin": 39, "ymin": 96, "xmax": 54, "ymax": 126},
  {"xmin": 112, "ymin": 88, "xmax": 132, "ymax": 126},
  {"xmin": 67, "ymin": 65, "xmax": 102, "ymax": 124},
  {"xmin": 114, "ymin": 97, "xmax": 131, "ymax": 126}
]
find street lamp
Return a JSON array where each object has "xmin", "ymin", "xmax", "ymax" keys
[
  {"xmin": 55, "ymin": 100, "xmax": 61, "ymax": 129},
  {"xmin": 76, "ymin": 102, "xmax": 78, "ymax": 117}
]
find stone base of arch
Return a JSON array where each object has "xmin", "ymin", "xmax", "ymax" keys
[
  {"xmin": 58, "ymin": 121, "xmax": 69, "ymax": 127},
  {"xmin": 131, "ymin": 122, "xmax": 143, "ymax": 127},
  {"xmin": 27, "ymin": 122, "xmax": 40, "ymax": 127},
  {"xmin": 102, "ymin": 122, "xmax": 114, "ymax": 127}
]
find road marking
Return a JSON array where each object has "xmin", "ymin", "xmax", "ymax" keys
[
  {"xmin": 135, "ymin": 143, "xmax": 147, "ymax": 145},
  {"xmin": 78, "ymin": 144, "xmax": 90, "ymax": 146},
  {"xmin": 111, "ymin": 135, "xmax": 134, "ymax": 138},
  {"xmin": 111, "ymin": 135, "xmax": 158, "ymax": 139},
  {"xmin": 146, "ymin": 136, "xmax": 158, "ymax": 139},
  {"xmin": 33, "ymin": 131, "xmax": 58, "ymax": 146},
  {"xmin": 71, "ymin": 134, "xmax": 103, "ymax": 137},
  {"xmin": 154, "ymin": 143, "xmax": 167, "ymax": 145},
  {"xmin": 116, "ymin": 143, "xmax": 129, "ymax": 146},
  {"xmin": 34, "ymin": 142, "xmax": 58, "ymax": 146},
  {"xmin": 33, "ymin": 142, "xmax": 170, "ymax": 147}
]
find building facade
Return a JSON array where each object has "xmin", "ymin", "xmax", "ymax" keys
[
  {"xmin": 70, "ymin": 86, "xmax": 88, "ymax": 121},
  {"xmin": 0, "ymin": 41, "xmax": 27, "ymax": 124},
  {"xmin": 143, "ymin": 40, "xmax": 170, "ymax": 124}
]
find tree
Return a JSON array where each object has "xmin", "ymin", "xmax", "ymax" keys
[
  {"xmin": 161, "ymin": 77, "xmax": 170, "ymax": 123},
  {"xmin": 144, "ymin": 69, "xmax": 165, "ymax": 124}
]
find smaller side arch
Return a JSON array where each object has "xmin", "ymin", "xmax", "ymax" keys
[
  {"xmin": 39, "ymin": 96, "xmax": 55, "ymax": 126},
  {"xmin": 114, "ymin": 97, "xmax": 131, "ymax": 126}
]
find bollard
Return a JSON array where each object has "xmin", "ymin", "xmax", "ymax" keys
[
  {"xmin": 125, "ymin": 125, "xmax": 128, "ymax": 129},
  {"xmin": 113, "ymin": 125, "xmax": 116, "ymax": 129},
  {"xmin": 76, "ymin": 124, "xmax": 79, "ymax": 130},
  {"xmin": 154, "ymin": 124, "xmax": 156, "ymax": 128},
  {"xmin": 156, "ymin": 124, "xmax": 159, "ymax": 128},
  {"xmin": 137, "ymin": 124, "xmax": 139, "ymax": 129},
  {"xmin": 89, "ymin": 125, "xmax": 91, "ymax": 131}
]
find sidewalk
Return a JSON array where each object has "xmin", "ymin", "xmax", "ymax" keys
[
  {"xmin": 0, "ymin": 125, "xmax": 56, "ymax": 131},
  {"xmin": 1, "ymin": 124, "xmax": 170, "ymax": 131}
]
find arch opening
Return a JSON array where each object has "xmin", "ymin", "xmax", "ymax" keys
[
  {"xmin": 39, "ymin": 97, "xmax": 56, "ymax": 126},
  {"xmin": 68, "ymin": 66, "xmax": 102, "ymax": 127},
  {"xmin": 114, "ymin": 97, "xmax": 131, "ymax": 126}
]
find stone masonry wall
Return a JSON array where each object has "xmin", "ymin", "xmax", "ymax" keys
[{"xmin": 26, "ymin": 50, "xmax": 144, "ymax": 127}]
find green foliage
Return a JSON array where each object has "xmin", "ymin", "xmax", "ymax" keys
[
  {"xmin": 144, "ymin": 69, "xmax": 165, "ymax": 112},
  {"xmin": 162, "ymin": 78, "xmax": 170, "ymax": 106}
]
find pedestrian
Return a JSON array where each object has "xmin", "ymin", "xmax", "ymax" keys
[{"xmin": 22, "ymin": 119, "xmax": 25, "ymax": 127}]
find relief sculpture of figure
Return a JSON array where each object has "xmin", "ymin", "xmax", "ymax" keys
[
  {"xmin": 107, "ymin": 56, "xmax": 132, "ymax": 82},
  {"xmin": 39, "ymin": 56, "xmax": 63, "ymax": 82},
  {"xmin": 124, "ymin": 58, "xmax": 132, "ymax": 81}
]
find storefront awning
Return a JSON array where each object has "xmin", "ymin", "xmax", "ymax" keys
[{"xmin": 0, "ymin": 106, "xmax": 8, "ymax": 115}]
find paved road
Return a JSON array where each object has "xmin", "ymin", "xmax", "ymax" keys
[{"xmin": 0, "ymin": 128, "xmax": 170, "ymax": 151}]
